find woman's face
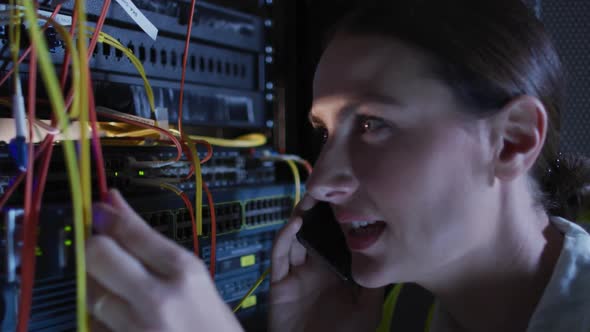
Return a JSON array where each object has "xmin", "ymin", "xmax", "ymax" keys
[{"xmin": 307, "ymin": 34, "xmax": 501, "ymax": 287}]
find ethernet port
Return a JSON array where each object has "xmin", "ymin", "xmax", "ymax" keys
[
  {"xmin": 102, "ymin": 43, "xmax": 111, "ymax": 57},
  {"xmin": 151, "ymin": 214, "xmax": 162, "ymax": 226},
  {"xmin": 139, "ymin": 44, "xmax": 146, "ymax": 62},
  {"xmin": 161, "ymin": 213, "xmax": 172, "ymax": 226},
  {"xmin": 204, "ymin": 223, "xmax": 212, "ymax": 235},
  {"xmin": 150, "ymin": 47, "xmax": 157, "ymax": 64},
  {"xmin": 127, "ymin": 42, "xmax": 134, "ymax": 55}
]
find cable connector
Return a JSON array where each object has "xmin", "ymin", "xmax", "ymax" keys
[{"xmin": 9, "ymin": 77, "xmax": 27, "ymax": 171}]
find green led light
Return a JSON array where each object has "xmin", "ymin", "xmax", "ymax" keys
[
  {"xmin": 64, "ymin": 240, "xmax": 72, "ymax": 247},
  {"xmin": 35, "ymin": 247, "xmax": 42, "ymax": 256},
  {"xmin": 115, "ymin": 171, "xmax": 119, "ymax": 177},
  {"xmin": 138, "ymin": 170, "xmax": 145, "ymax": 176},
  {"xmin": 64, "ymin": 226, "xmax": 72, "ymax": 232}
]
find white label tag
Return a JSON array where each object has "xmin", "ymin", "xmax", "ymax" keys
[
  {"xmin": 0, "ymin": 5, "xmax": 72, "ymax": 26},
  {"xmin": 114, "ymin": 0, "xmax": 158, "ymax": 40},
  {"xmin": 38, "ymin": 9, "xmax": 72, "ymax": 26}
]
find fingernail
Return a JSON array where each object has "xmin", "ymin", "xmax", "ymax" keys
[{"xmin": 92, "ymin": 204, "xmax": 111, "ymax": 232}]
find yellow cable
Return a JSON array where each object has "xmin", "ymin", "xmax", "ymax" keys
[
  {"xmin": 76, "ymin": 0, "xmax": 92, "ymax": 239},
  {"xmin": 285, "ymin": 160, "xmax": 301, "ymax": 204},
  {"xmin": 184, "ymin": 132, "xmax": 267, "ymax": 148},
  {"xmin": 232, "ymin": 267, "xmax": 270, "ymax": 313},
  {"xmin": 87, "ymin": 28, "xmax": 155, "ymax": 114},
  {"xmin": 184, "ymin": 136, "xmax": 204, "ymax": 236},
  {"xmin": 20, "ymin": 3, "xmax": 87, "ymax": 332}
]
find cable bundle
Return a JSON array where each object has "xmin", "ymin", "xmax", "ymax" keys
[{"xmin": 0, "ymin": 1, "xmax": 314, "ymax": 330}]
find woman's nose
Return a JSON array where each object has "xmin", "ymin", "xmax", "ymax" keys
[{"xmin": 306, "ymin": 142, "xmax": 358, "ymax": 204}]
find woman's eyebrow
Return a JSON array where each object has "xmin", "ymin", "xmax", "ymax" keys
[{"xmin": 353, "ymin": 93, "xmax": 404, "ymax": 108}]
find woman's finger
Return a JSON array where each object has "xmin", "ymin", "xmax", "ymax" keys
[
  {"xmin": 271, "ymin": 216, "xmax": 303, "ymax": 282},
  {"xmin": 94, "ymin": 191, "xmax": 197, "ymax": 279},
  {"xmin": 88, "ymin": 277, "xmax": 146, "ymax": 332},
  {"xmin": 289, "ymin": 239, "xmax": 307, "ymax": 267},
  {"xmin": 86, "ymin": 235, "xmax": 157, "ymax": 307}
]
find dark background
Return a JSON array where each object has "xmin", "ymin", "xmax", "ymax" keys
[{"xmin": 228, "ymin": 0, "xmax": 590, "ymax": 162}]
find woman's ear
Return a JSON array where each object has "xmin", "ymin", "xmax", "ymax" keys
[{"xmin": 492, "ymin": 95, "xmax": 548, "ymax": 181}]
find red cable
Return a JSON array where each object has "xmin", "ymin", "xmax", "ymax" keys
[
  {"xmin": 88, "ymin": 87, "xmax": 108, "ymax": 201},
  {"xmin": 203, "ymin": 181, "xmax": 216, "ymax": 278},
  {"xmin": 58, "ymin": 7, "xmax": 78, "ymax": 88},
  {"xmin": 177, "ymin": 0, "xmax": 197, "ymax": 137},
  {"xmin": 86, "ymin": 0, "xmax": 112, "ymax": 202},
  {"xmin": 178, "ymin": 191, "xmax": 199, "ymax": 257},
  {"xmin": 88, "ymin": 0, "xmax": 111, "ymax": 57},
  {"xmin": 17, "ymin": 20, "xmax": 38, "ymax": 332},
  {"xmin": 0, "ymin": 4, "xmax": 62, "ymax": 88}
]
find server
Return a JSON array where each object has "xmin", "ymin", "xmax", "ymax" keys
[{"xmin": 0, "ymin": 1, "xmax": 297, "ymax": 331}]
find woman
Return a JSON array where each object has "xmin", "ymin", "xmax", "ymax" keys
[{"xmin": 87, "ymin": 0, "xmax": 590, "ymax": 331}]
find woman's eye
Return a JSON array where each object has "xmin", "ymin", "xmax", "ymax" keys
[
  {"xmin": 358, "ymin": 116, "xmax": 387, "ymax": 134},
  {"xmin": 314, "ymin": 127, "xmax": 329, "ymax": 144}
]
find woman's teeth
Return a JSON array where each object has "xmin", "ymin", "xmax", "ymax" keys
[{"xmin": 351, "ymin": 220, "xmax": 378, "ymax": 229}]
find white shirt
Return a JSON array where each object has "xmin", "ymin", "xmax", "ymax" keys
[
  {"xmin": 431, "ymin": 217, "xmax": 590, "ymax": 332},
  {"xmin": 526, "ymin": 216, "xmax": 590, "ymax": 332}
]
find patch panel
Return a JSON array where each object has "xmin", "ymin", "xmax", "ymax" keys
[
  {"xmin": 212, "ymin": 251, "xmax": 268, "ymax": 276},
  {"xmin": 201, "ymin": 230, "xmax": 276, "ymax": 263},
  {"xmin": 244, "ymin": 196, "xmax": 293, "ymax": 228},
  {"xmin": 175, "ymin": 201, "xmax": 242, "ymax": 243},
  {"xmin": 141, "ymin": 210, "xmax": 174, "ymax": 238},
  {"xmin": 92, "ymin": 79, "xmax": 265, "ymax": 128},
  {"xmin": 1, "ymin": 183, "xmax": 295, "ymax": 330},
  {"xmin": 47, "ymin": 0, "xmax": 265, "ymax": 52},
  {"xmin": 0, "ymin": 145, "xmax": 278, "ymax": 203},
  {"xmin": 216, "ymin": 268, "xmax": 271, "ymax": 303}
]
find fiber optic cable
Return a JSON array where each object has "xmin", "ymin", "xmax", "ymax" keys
[
  {"xmin": 178, "ymin": 0, "xmax": 197, "ymax": 137},
  {"xmin": 183, "ymin": 137, "xmax": 204, "ymax": 237},
  {"xmin": 285, "ymin": 160, "xmax": 301, "ymax": 204},
  {"xmin": 20, "ymin": 2, "xmax": 86, "ymax": 332}
]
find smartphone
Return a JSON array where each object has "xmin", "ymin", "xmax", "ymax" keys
[{"xmin": 296, "ymin": 202, "xmax": 354, "ymax": 282}]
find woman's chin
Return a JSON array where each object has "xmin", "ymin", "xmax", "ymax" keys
[{"xmin": 350, "ymin": 253, "xmax": 391, "ymax": 288}]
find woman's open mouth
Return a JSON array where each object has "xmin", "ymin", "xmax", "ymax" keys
[{"xmin": 345, "ymin": 221, "xmax": 386, "ymax": 251}]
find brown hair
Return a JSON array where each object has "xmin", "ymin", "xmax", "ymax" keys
[{"xmin": 332, "ymin": 0, "xmax": 590, "ymax": 220}]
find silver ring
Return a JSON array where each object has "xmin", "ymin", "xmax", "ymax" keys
[{"xmin": 92, "ymin": 294, "xmax": 108, "ymax": 317}]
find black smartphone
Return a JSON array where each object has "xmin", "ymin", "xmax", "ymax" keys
[{"xmin": 296, "ymin": 202, "xmax": 354, "ymax": 282}]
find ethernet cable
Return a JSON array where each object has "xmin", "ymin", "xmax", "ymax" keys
[{"xmin": 20, "ymin": 2, "xmax": 86, "ymax": 332}]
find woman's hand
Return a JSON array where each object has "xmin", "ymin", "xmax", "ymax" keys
[
  {"xmin": 269, "ymin": 195, "xmax": 384, "ymax": 332},
  {"xmin": 86, "ymin": 189, "xmax": 243, "ymax": 332}
]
